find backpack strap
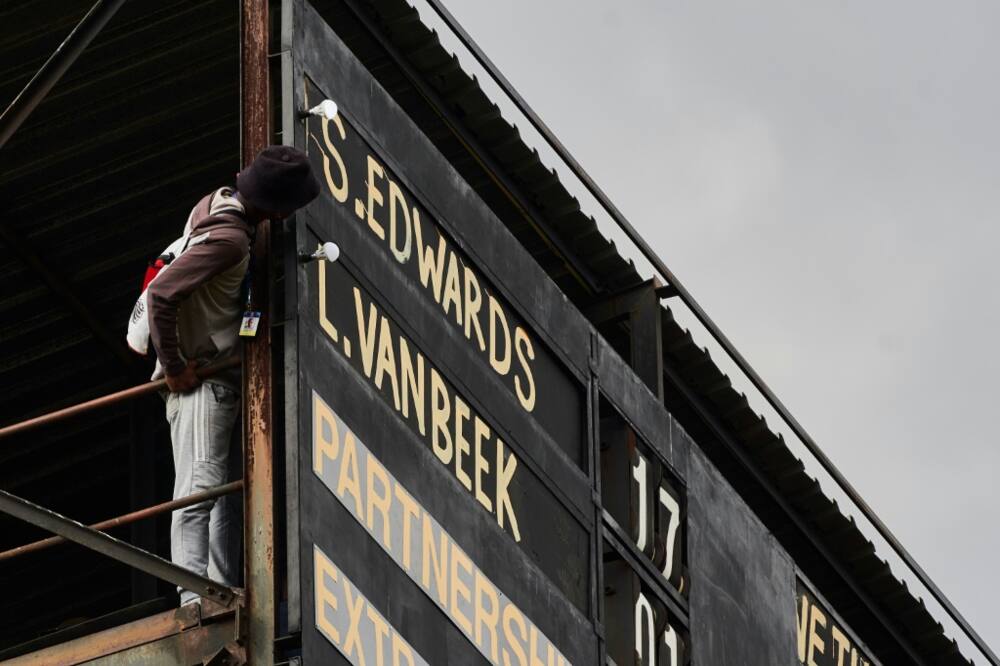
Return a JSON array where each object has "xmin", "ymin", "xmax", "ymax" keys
[{"xmin": 182, "ymin": 189, "xmax": 251, "ymax": 253}]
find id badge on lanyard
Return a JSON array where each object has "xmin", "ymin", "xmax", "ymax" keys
[{"xmin": 239, "ymin": 259, "xmax": 260, "ymax": 337}]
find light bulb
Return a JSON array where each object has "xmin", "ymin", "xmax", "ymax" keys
[
  {"xmin": 308, "ymin": 100, "xmax": 338, "ymax": 121},
  {"xmin": 322, "ymin": 241, "xmax": 340, "ymax": 263}
]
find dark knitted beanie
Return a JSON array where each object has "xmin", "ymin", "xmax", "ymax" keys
[{"xmin": 236, "ymin": 145, "xmax": 320, "ymax": 214}]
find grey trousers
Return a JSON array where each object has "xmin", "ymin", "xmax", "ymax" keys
[{"xmin": 166, "ymin": 381, "xmax": 242, "ymax": 605}]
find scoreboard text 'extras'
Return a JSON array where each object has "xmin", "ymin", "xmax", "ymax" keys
[{"xmin": 311, "ymin": 114, "xmax": 537, "ymax": 413}]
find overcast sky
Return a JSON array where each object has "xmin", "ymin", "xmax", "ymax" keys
[{"xmin": 429, "ymin": 0, "xmax": 1000, "ymax": 656}]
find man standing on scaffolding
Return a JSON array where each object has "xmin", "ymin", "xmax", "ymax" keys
[{"xmin": 147, "ymin": 146, "xmax": 319, "ymax": 606}]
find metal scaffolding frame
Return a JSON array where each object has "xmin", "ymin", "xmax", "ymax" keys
[
  {"xmin": 0, "ymin": 480, "xmax": 244, "ymax": 563},
  {"xmin": 0, "ymin": 489, "xmax": 238, "ymax": 608},
  {"xmin": 0, "ymin": 0, "xmax": 274, "ymax": 657},
  {"xmin": 0, "ymin": 362, "xmax": 245, "ymax": 580}
]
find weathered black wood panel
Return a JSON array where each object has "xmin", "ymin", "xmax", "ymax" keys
[
  {"xmin": 796, "ymin": 578, "xmax": 880, "ymax": 666},
  {"xmin": 686, "ymin": 439, "xmax": 797, "ymax": 665},
  {"xmin": 298, "ymin": 331, "xmax": 595, "ymax": 664},
  {"xmin": 300, "ymin": 76, "xmax": 584, "ymax": 466},
  {"xmin": 288, "ymin": 2, "xmax": 600, "ymax": 663},
  {"xmin": 299, "ymin": 243, "xmax": 592, "ymax": 610},
  {"xmin": 298, "ymin": 155, "xmax": 592, "ymax": 522}
]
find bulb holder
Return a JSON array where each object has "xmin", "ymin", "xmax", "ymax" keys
[
  {"xmin": 299, "ymin": 99, "xmax": 338, "ymax": 121},
  {"xmin": 299, "ymin": 241, "xmax": 340, "ymax": 264}
]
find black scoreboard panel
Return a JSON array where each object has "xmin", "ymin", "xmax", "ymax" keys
[
  {"xmin": 299, "ymin": 92, "xmax": 586, "ymax": 467},
  {"xmin": 285, "ymin": 3, "xmax": 601, "ymax": 663},
  {"xmin": 283, "ymin": 0, "xmax": 695, "ymax": 662},
  {"xmin": 282, "ymin": 1, "xmax": 884, "ymax": 664},
  {"xmin": 796, "ymin": 579, "xmax": 879, "ymax": 666},
  {"xmin": 300, "ymin": 250, "xmax": 592, "ymax": 611}
]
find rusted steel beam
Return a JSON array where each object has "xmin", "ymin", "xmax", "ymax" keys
[
  {"xmin": 0, "ymin": 356, "xmax": 240, "ymax": 440},
  {"xmin": 0, "ymin": 489, "xmax": 236, "ymax": 606},
  {"xmin": 0, "ymin": 602, "xmax": 239, "ymax": 666},
  {"xmin": 87, "ymin": 621, "xmax": 241, "ymax": 666},
  {"xmin": 240, "ymin": 1, "xmax": 274, "ymax": 665},
  {"xmin": 0, "ymin": 480, "xmax": 244, "ymax": 562},
  {"xmin": 0, "ymin": 0, "xmax": 127, "ymax": 149},
  {"xmin": 0, "ymin": 604, "xmax": 200, "ymax": 666}
]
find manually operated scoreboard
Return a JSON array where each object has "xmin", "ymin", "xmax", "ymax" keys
[
  {"xmin": 279, "ymin": 2, "xmax": 891, "ymax": 665},
  {"xmin": 282, "ymin": 3, "xmax": 686, "ymax": 662},
  {"xmin": 0, "ymin": 0, "xmax": 976, "ymax": 663}
]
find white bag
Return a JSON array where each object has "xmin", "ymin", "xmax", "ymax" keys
[{"xmin": 125, "ymin": 228, "xmax": 210, "ymax": 356}]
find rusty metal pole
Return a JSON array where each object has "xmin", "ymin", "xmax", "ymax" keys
[
  {"xmin": 0, "ymin": 356, "xmax": 240, "ymax": 441},
  {"xmin": 240, "ymin": 1, "xmax": 274, "ymax": 664}
]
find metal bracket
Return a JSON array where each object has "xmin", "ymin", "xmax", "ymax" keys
[
  {"xmin": 584, "ymin": 278, "xmax": 663, "ymax": 326},
  {"xmin": 205, "ymin": 643, "xmax": 248, "ymax": 666}
]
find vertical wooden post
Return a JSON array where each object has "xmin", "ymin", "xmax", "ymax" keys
[
  {"xmin": 240, "ymin": 1, "xmax": 273, "ymax": 664},
  {"xmin": 629, "ymin": 282, "xmax": 664, "ymax": 400}
]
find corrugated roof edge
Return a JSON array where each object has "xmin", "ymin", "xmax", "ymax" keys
[{"xmin": 365, "ymin": 0, "xmax": 644, "ymax": 296}]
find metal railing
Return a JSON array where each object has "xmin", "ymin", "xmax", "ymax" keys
[
  {"xmin": 0, "ymin": 357, "xmax": 244, "ymax": 608},
  {"xmin": 0, "ymin": 357, "xmax": 239, "ymax": 440},
  {"xmin": 0, "ymin": 480, "xmax": 244, "ymax": 563},
  {"xmin": 417, "ymin": 2, "xmax": 997, "ymax": 663}
]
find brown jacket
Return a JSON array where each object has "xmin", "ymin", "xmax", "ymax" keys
[{"xmin": 148, "ymin": 188, "xmax": 251, "ymax": 389}]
